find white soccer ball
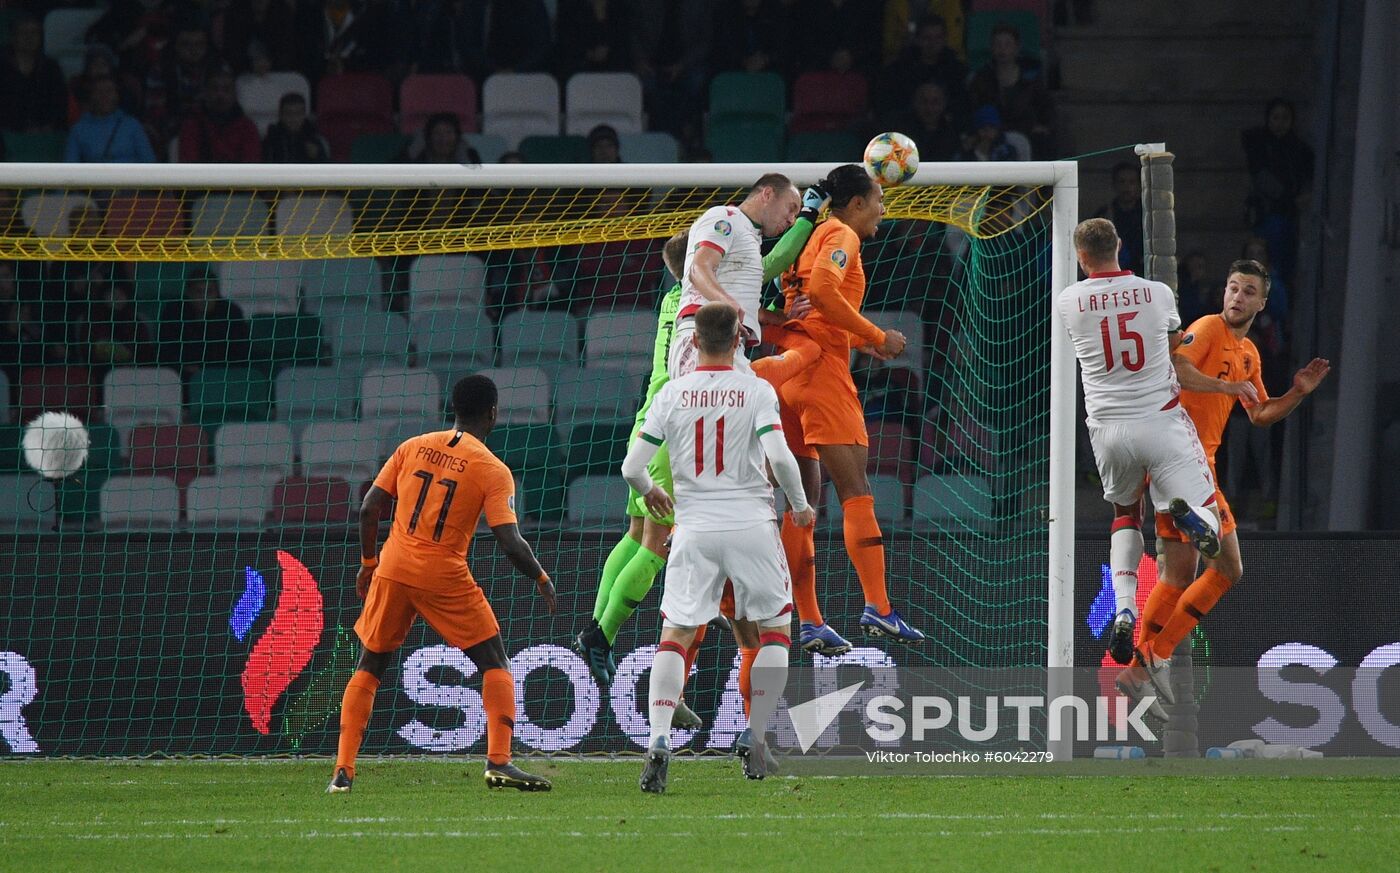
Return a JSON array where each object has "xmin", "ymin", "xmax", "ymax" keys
[
  {"xmin": 863, "ymin": 131, "xmax": 920, "ymax": 188},
  {"xmin": 22, "ymin": 412, "xmax": 90, "ymax": 480}
]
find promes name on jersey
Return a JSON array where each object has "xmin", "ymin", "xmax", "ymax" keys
[{"xmin": 414, "ymin": 444, "xmax": 471, "ymax": 473}]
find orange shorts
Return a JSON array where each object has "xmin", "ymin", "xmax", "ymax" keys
[
  {"xmin": 779, "ymin": 351, "xmax": 867, "ymax": 459},
  {"xmin": 1156, "ymin": 486, "xmax": 1236, "ymax": 541},
  {"xmin": 720, "ymin": 579, "xmax": 736, "ymax": 619},
  {"xmin": 355, "ymin": 573, "xmax": 500, "ymax": 653}
]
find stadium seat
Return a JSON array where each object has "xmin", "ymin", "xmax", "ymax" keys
[
  {"xmin": 0, "ymin": 424, "xmax": 23, "ymax": 474},
  {"xmin": 269, "ymin": 474, "xmax": 355, "ymax": 525},
  {"xmin": 49, "ymin": 421, "xmax": 117, "ymax": 523},
  {"xmin": 789, "ymin": 72, "xmax": 869, "ymax": 134},
  {"xmin": 617, "ymin": 132, "xmax": 679, "ymax": 163},
  {"xmin": 248, "ymin": 313, "xmax": 324, "ymax": 373},
  {"xmin": 360, "ymin": 367, "xmax": 443, "ymax": 424},
  {"xmin": 705, "ymin": 117, "xmax": 785, "ymax": 163},
  {"xmin": 217, "ymin": 260, "xmax": 303, "ymax": 316},
  {"xmin": 102, "ymin": 367, "xmax": 183, "ymax": 447},
  {"xmin": 128, "ymin": 262, "xmax": 191, "ymax": 321},
  {"xmin": 275, "ymin": 367, "xmax": 362, "ymax": 425},
  {"xmin": 583, "ymin": 310, "xmax": 656, "ymax": 366},
  {"xmin": 349, "ymin": 132, "xmax": 410, "ymax": 163},
  {"xmin": 185, "ymin": 472, "xmax": 273, "ymax": 527},
  {"xmin": 564, "ymin": 72, "xmax": 644, "ymax": 135},
  {"xmin": 565, "ymin": 474, "xmax": 632, "ymax": 527},
  {"xmin": 481, "ymin": 73, "xmax": 561, "ymax": 148},
  {"xmin": 786, "ymin": 130, "xmax": 865, "ymax": 162},
  {"xmin": 865, "ymin": 309, "xmax": 926, "ymax": 370},
  {"xmin": 912, "ymin": 474, "xmax": 995, "ymax": 533},
  {"xmin": 708, "ymin": 72, "xmax": 786, "ymax": 123},
  {"xmin": 42, "ymin": 7, "xmax": 104, "ymax": 77},
  {"xmin": 188, "ymin": 367, "xmax": 273, "ymax": 429},
  {"xmin": 299, "ymin": 258, "xmax": 384, "ymax": 314},
  {"xmin": 519, "ymin": 135, "xmax": 590, "ymax": 164},
  {"xmin": 565, "ymin": 420, "xmax": 632, "ymax": 480},
  {"xmin": 3, "ymin": 131, "xmax": 65, "ymax": 162},
  {"xmin": 497, "ymin": 310, "xmax": 580, "ymax": 375},
  {"xmin": 276, "ymin": 193, "xmax": 353, "ymax": 237},
  {"xmin": 299, "ymin": 420, "xmax": 383, "ymax": 484},
  {"xmin": 464, "ymin": 133, "xmax": 509, "ymax": 163},
  {"xmin": 553, "ymin": 367, "xmax": 644, "ymax": 434},
  {"xmin": 413, "ymin": 310, "xmax": 495, "ymax": 386},
  {"xmin": 320, "ymin": 309, "xmax": 413, "ymax": 371},
  {"xmin": 400, "ymin": 73, "xmax": 479, "ymax": 135},
  {"xmin": 212, "ymin": 421, "xmax": 295, "ymax": 482},
  {"xmin": 966, "ymin": 10, "xmax": 1043, "ymax": 70},
  {"xmin": 191, "ymin": 194, "xmax": 270, "ymax": 237},
  {"xmin": 0, "ymin": 474, "xmax": 54, "ymax": 526},
  {"xmin": 866, "ymin": 420, "xmax": 918, "ymax": 483},
  {"xmin": 99, "ymin": 476, "xmax": 182, "ymax": 530},
  {"xmin": 473, "ymin": 367, "xmax": 552, "ymax": 424},
  {"xmin": 127, "ymin": 424, "xmax": 209, "ymax": 490},
  {"xmin": 101, "ymin": 194, "xmax": 185, "ymax": 238},
  {"xmin": 16, "ymin": 366, "xmax": 96, "ymax": 425},
  {"xmin": 485, "ymin": 423, "xmax": 563, "ymax": 521},
  {"xmin": 823, "ymin": 475, "xmax": 909, "ymax": 528},
  {"xmin": 20, "ymin": 192, "xmax": 96, "ymax": 236},
  {"xmin": 316, "ymin": 72, "xmax": 395, "ymax": 161},
  {"xmin": 409, "ymin": 254, "xmax": 488, "ymax": 314},
  {"xmin": 236, "ymin": 71, "xmax": 313, "ymax": 136},
  {"xmin": 0, "ymin": 371, "xmax": 9, "ymax": 424}
]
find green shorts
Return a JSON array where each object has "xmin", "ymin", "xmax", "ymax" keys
[{"xmin": 625, "ymin": 430, "xmax": 674, "ymax": 525}]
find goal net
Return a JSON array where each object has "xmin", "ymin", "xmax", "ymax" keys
[{"xmin": 0, "ymin": 161, "xmax": 1075, "ymax": 757}]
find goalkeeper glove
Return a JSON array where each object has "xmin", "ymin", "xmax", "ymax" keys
[{"xmin": 798, "ymin": 182, "xmax": 830, "ymax": 223}]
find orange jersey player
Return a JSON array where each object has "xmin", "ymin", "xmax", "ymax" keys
[
  {"xmin": 328, "ymin": 375, "xmax": 557, "ymax": 795},
  {"xmin": 1135, "ymin": 259, "xmax": 1329, "ymax": 668},
  {"xmin": 770, "ymin": 163, "xmax": 923, "ymax": 652}
]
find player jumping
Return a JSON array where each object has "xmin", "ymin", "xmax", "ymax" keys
[
  {"xmin": 1136, "ymin": 259, "xmax": 1329, "ymax": 669},
  {"xmin": 328, "ymin": 375, "xmax": 557, "ymax": 794},
  {"xmin": 1055, "ymin": 218, "xmax": 1219, "ymax": 714},
  {"xmin": 772, "ymin": 164, "xmax": 921, "ymax": 653},
  {"xmin": 622, "ymin": 303, "xmax": 815, "ymax": 793}
]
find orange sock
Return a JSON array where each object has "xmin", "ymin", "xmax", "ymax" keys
[
  {"xmin": 738, "ymin": 646, "xmax": 759, "ymax": 716},
  {"xmin": 1137, "ymin": 582, "xmax": 1184, "ymax": 653},
  {"xmin": 843, "ymin": 495, "xmax": 891, "ymax": 614},
  {"xmin": 782, "ymin": 511, "xmax": 821, "ymax": 625},
  {"xmin": 335, "ymin": 670, "xmax": 380, "ymax": 779},
  {"xmin": 752, "ymin": 329, "xmax": 820, "ymax": 390},
  {"xmin": 481, "ymin": 667, "xmax": 516, "ymax": 767},
  {"xmin": 1151, "ymin": 569, "xmax": 1233, "ymax": 659},
  {"xmin": 682, "ymin": 624, "xmax": 708, "ymax": 693}
]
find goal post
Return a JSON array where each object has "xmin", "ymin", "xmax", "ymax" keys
[{"xmin": 0, "ymin": 159, "xmax": 1079, "ymax": 758}]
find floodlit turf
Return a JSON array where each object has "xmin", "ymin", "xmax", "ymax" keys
[{"xmin": 0, "ymin": 759, "xmax": 1394, "ymax": 872}]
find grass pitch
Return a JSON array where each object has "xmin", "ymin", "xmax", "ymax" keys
[{"xmin": 0, "ymin": 758, "xmax": 1393, "ymax": 872}]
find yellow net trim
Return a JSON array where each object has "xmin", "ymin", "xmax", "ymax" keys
[{"xmin": 0, "ymin": 183, "xmax": 1048, "ymax": 262}]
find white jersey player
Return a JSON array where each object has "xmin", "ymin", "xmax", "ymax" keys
[
  {"xmin": 1055, "ymin": 218, "xmax": 1218, "ymax": 707},
  {"xmin": 670, "ymin": 174, "xmax": 800, "ymax": 378},
  {"xmin": 624, "ymin": 303, "xmax": 813, "ymax": 792}
]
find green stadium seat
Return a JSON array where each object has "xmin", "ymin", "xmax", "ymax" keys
[
  {"xmin": 705, "ymin": 117, "xmax": 785, "ymax": 163},
  {"xmin": 617, "ymin": 132, "xmax": 679, "ymax": 163},
  {"xmin": 485, "ymin": 424, "xmax": 564, "ymax": 522},
  {"xmin": 188, "ymin": 367, "xmax": 273, "ymax": 429},
  {"xmin": 248, "ymin": 314, "xmax": 324, "ymax": 373},
  {"xmin": 708, "ymin": 72, "xmax": 785, "ymax": 122},
  {"xmin": 518, "ymin": 135, "xmax": 590, "ymax": 164},
  {"xmin": 966, "ymin": 11, "xmax": 1042, "ymax": 71},
  {"xmin": 349, "ymin": 132, "xmax": 410, "ymax": 163},
  {"xmin": 564, "ymin": 420, "xmax": 632, "ymax": 480},
  {"xmin": 785, "ymin": 131, "xmax": 865, "ymax": 163},
  {"xmin": 3, "ymin": 131, "xmax": 66, "ymax": 162},
  {"xmin": 53, "ymin": 422, "xmax": 119, "ymax": 524},
  {"xmin": 0, "ymin": 424, "xmax": 24, "ymax": 474},
  {"xmin": 131, "ymin": 262, "xmax": 191, "ymax": 322}
]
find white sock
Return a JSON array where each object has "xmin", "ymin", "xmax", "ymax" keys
[
  {"xmin": 747, "ymin": 640, "xmax": 790, "ymax": 739},
  {"xmin": 647, "ymin": 645, "xmax": 686, "ymax": 747},
  {"xmin": 1110, "ymin": 525, "xmax": 1144, "ymax": 618}
]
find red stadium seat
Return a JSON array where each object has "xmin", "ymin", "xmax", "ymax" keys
[
  {"xmin": 127, "ymin": 424, "xmax": 210, "ymax": 491},
  {"xmin": 865, "ymin": 420, "xmax": 918, "ymax": 483},
  {"xmin": 101, "ymin": 194, "xmax": 185, "ymax": 238},
  {"xmin": 789, "ymin": 72, "xmax": 869, "ymax": 134},
  {"xmin": 269, "ymin": 475, "xmax": 354, "ymax": 525},
  {"xmin": 400, "ymin": 74, "xmax": 478, "ymax": 134},
  {"xmin": 16, "ymin": 366, "xmax": 97, "ymax": 424},
  {"xmin": 317, "ymin": 73, "xmax": 395, "ymax": 161}
]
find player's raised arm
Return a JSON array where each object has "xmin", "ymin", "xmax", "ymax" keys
[
  {"xmin": 760, "ymin": 183, "xmax": 828, "ymax": 285},
  {"xmin": 1172, "ymin": 353, "xmax": 1260, "ymax": 404},
  {"xmin": 1246, "ymin": 357, "xmax": 1330, "ymax": 426},
  {"xmin": 687, "ymin": 237, "xmax": 744, "ymax": 315}
]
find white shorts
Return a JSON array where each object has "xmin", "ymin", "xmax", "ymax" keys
[
  {"xmin": 668, "ymin": 318, "xmax": 753, "ymax": 379},
  {"xmin": 661, "ymin": 524, "xmax": 793, "ymax": 627},
  {"xmin": 1087, "ymin": 406, "xmax": 1216, "ymax": 512}
]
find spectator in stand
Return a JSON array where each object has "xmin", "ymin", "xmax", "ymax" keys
[
  {"xmin": 588, "ymin": 125, "xmax": 622, "ymax": 163},
  {"xmin": 556, "ymin": 189, "xmax": 658, "ymax": 315},
  {"xmin": 794, "ymin": 0, "xmax": 882, "ymax": 76},
  {"xmin": 261, "ymin": 93, "xmax": 330, "ymax": 162},
  {"xmin": 956, "ymin": 105, "xmax": 1016, "ymax": 162},
  {"xmin": 0, "ymin": 14, "xmax": 69, "ymax": 133},
  {"xmin": 1176, "ymin": 249, "xmax": 1217, "ymax": 327},
  {"xmin": 1243, "ymin": 98, "xmax": 1314, "ymax": 289},
  {"xmin": 411, "ymin": 0, "xmax": 550, "ymax": 82},
  {"xmin": 219, "ymin": 0, "xmax": 298, "ymax": 73},
  {"xmin": 145, "ymin": 18, "xmax": 223, "ymax": 151},
  {"xmin": 885, "ymin": 81, "xmax": 960, "ymax": 163},
  {"xmin": 405, "ymin": 112, "xmax": 480, "ymax": 164},
  {"xmin": 87, "ymin": 0, "xmax": 173, "ymax": 75},
  {"xmin": 555, "ymin": 0, "xmax": 632, "ymax": 75},
  {"xmin": 1092, "ymin": 161, "xmax": 1144, "ymax": 275},
  {"xmin": 874, "ymin": 14, "xmax": 967, "ymax": 128},
  {"xmin": 0, "ymin": 299, "xmax": 69, "ymax": 382},
  {"xmin": 629, "ymin": 0, "xmax": 713, "ymax": 141},
  {"xmin": 65, "ymin": 77, "xmax": 157, "ymax": 163},
  {"xmin": 74, "ymin": 275, "xmax": 156, "ymax": 377},
  {"xmin": 72, "ymin": 44, "xmax": 143, "ymax": 120},
  {"xmin": 710, "ymin": 0, "xmax": 784, "ymax": 75},
  {"xmin": 295, "ymin": 0, "xmax": 394, "ymax": 81},
  {"xmin": 156, "ymin": 270, "xmax": 251, "ymax": 379},
  {"xmin": 179, "ymin": 69, "xmax": 261, "ymax": 162},
  {"xmin": 967, "ymin": 22, "xmax": 1054, "ymax": 159}
]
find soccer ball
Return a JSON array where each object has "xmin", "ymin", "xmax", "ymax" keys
[
  {"xmin": 22, "ymin": 411, "xmax": 90, "ymax": 479},
  {"xmin": 863, "ymin": 132, "xmax": 919, "ymax": 187}
]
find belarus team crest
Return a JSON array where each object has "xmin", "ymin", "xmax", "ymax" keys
[
  {"xmin": 714, "ymin": 219, "xmax": 732, "ymax": 236},
  {"xmin": 831, "ymin": 249, "xmax": 848, "ymax": 268}
]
